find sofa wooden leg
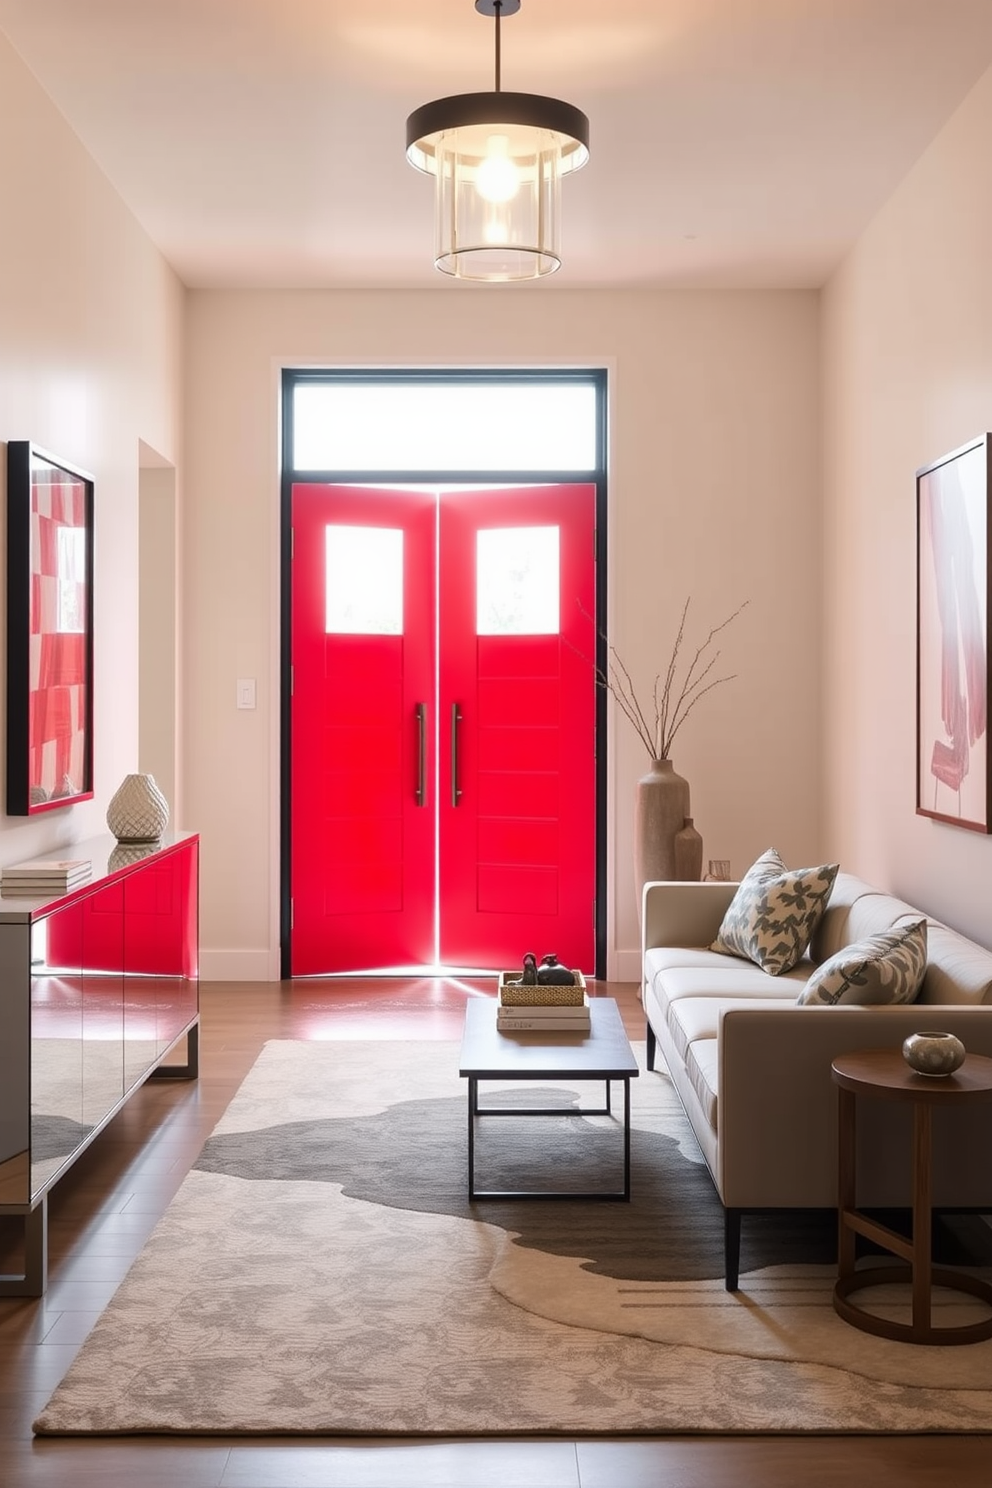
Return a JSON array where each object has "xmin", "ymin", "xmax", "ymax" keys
[
  {"xmin": 646, "ymin": 1021, "xmax": 656, "ymax": 1071},
  {"xmin": 724, "ymin": 1208, "xmax": 741, "ymax": 1291}
]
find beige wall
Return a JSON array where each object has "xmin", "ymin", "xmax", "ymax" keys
[
  {"xmin": 184, "ymin": 289, "xmax": 821, "ymax": 979},
  {"xmin": 822, "ymin": 63, "xmax": 992, "ymax": 948},
  {"xmin": 0, "ymin": 34, "xmax": 184, "ymax": 864}
]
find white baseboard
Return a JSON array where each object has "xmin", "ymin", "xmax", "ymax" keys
[{"xmin": 199, "ymin": 948, "xmax": 279, "ymax": 982}]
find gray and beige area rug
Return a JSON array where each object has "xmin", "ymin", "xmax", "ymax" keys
[{"xmin": 34, "ymin": 1038, "xmax": 992, "ymax": 1436}]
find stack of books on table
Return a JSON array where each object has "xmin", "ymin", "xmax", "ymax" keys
[
  {"xmin": 496, "ymin": 972, "xmax": 591, "ymax": 1032},
  {"xmin": 0, "ymin": 856, "xmax": 92, "ymax": 897}
]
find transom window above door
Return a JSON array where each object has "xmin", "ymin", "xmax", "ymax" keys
[{"xmin": 292, "ymin": 377, "xmax": 598, "ymax": 473}]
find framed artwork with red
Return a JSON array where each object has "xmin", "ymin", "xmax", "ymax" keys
[
  {"xmin": 6, "ymin": 441, "xmax": 94, "ymax": 815},
  {"xmin": 916, "ymin": 434, "xmax": 991, "ymax": 832}
]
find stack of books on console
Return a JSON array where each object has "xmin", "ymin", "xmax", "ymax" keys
[
  {"xmin": 496, "ymin": 970, "xmax": 590, "ymax": 1032},
  {"xmin": 0, "ymin": 856, "xmax": 92, "ymax": 897}
]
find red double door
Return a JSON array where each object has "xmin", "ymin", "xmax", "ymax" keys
[{"xmin": 290, "ymin": 483, "xmax": 596, "ymax": 975}]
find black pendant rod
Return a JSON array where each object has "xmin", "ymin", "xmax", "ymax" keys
[{"xmin": 476, "ymin": 0, "xmax": 520, "ymax": 88}]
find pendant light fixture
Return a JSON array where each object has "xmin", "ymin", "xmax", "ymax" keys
[{"xmin": 406, "ymin": 0, "xmax": 589, "ymax": 282}]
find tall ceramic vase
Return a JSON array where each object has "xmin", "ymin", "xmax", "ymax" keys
[{"xmin": 634, "ymin": 758, "xmax": 691, "ymax": 916}]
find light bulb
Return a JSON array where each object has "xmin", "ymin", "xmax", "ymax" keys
[
  {"xmin": 482, "ymin": 212, "xmax": 508, "ymax": 245},
  {"xmin": 475, "ymin": 135, "xmax": 520, "ymax": 203}
]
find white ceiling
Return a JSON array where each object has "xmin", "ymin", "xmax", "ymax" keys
[{"xmin": 2, "ymin": 0, "xmax": 992, "ymax": 291}]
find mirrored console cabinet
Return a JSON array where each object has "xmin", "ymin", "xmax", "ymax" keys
[{"xmin": 0, "ymin": 831, "xmax": 198, "ymax": 1295}]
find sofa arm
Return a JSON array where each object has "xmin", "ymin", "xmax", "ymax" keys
[
  {"xmin": 717, "ymin": 1003, "xmax": 992, "ymax": 1209},
  {"xmin": 641, "ymin": 880, "xmax": 738, "ymax": 955}
]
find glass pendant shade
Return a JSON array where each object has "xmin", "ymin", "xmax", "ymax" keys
[{"xmin": 407, "ymin": 88, "xmax": 589, "ymax": 282}]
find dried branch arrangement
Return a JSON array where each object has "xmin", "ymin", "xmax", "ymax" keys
[{"xmin": 598, "ymin": 597, "xmax": 749, "ymax": 761}]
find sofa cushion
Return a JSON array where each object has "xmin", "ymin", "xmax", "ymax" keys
[
  {"xmin": 684, "ymin": 1037, "xmax": 719, "ymax": 1134},
  {"xmin": 644, "ymin": 946, "xmax": 743, "ymax": 978},
  {"xmin": 646, "ymin": 959, "xmax": 809, "ymax": 1020},
  {"xmin": 710, "ymin": 848, "xmax": 839, "ymax": 975},
  {"xmin": 818, "ymin": 891, "xmax": 925, "ymax": 962},
  {"xmin": 920, "ymin": 921, "xmax": 992, "ymax": 1006},
  {"xmin": 797, "ymin": 919, "xmax": 927, "ymax": 1007},
  {"xmin": 808, "ymin": 872, "xmax": 891, "ymax": 963},
  {"xmin": 665, "ymin": 994, "xmax": 788, "ymax": 1063}
]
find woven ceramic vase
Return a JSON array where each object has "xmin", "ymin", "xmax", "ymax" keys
[{"xmin": 106, "ymin": 773, "xmax": 169, "ymax": 843}]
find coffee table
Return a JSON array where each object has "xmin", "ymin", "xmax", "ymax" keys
[{"xmin": 458, "ymin": 997, "xmax": 639, "ymax": 1201}]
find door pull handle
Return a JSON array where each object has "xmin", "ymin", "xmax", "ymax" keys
[
  {"xmin": 451, "ymin": 702, "xmax": 463, "ymax": 807},
  {"xmin": 415, "ymin": 703, "xmax": 426, "ymax": 806}
]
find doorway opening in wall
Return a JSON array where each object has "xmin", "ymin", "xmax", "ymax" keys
[
  {"xmin": 137, "ymin": 441, "xmax": 177, "ymax": 818},
  {"xmin": 280, "ymin": 369, "xmax": 608, "ymax": 981}
]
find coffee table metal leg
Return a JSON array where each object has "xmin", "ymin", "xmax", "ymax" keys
[
  {"xmin": 623, "ymin": 1078, "xmax": 631, "ymax": 1201},
  {"xmin": 462, "ymin": 1074, "xmax": 634, "ymax": 1201},
  {"xmin": 467, "ymin": 1076, "xmax": 478, "ymax": 1200}
]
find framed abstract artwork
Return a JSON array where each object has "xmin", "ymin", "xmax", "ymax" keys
[
  {"xmin": 916, "ymin": 434, "xmax": 991, "ymax": 832},
  {"xmin": 6, "ymin": 441, "xmax": 94, "ymax": 815}
]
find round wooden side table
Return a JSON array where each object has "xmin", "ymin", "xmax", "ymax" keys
[{"xmin": 831, "ymin": 1047, "xmax": 992, "ymax": 1345}]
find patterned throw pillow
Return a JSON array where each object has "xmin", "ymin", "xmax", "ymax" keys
[
  {"xmin": 798, "ymin": 918, "xmax": 928, "ymax": 1006},
  {"xmin": 711, "ymin": 847, "xmax": 840, "ymax": 976}
]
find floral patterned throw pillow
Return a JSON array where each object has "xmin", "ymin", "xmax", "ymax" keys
[
  {"xmin": 711, "ymin": 847, "xmax": 839, "ymax": 976},
  {"xmin": 798, "ymin": 919, "xmax": 927, "ymax": 1006}
]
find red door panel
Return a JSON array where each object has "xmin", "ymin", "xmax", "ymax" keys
[
  {"xmin": 478, "ymin": 817, "xmax": 559, "ymax": 862},
  {"xmin": 291, "ymin": 485, "xmax": 435, "ymax": 974},
  {"xmin": 438, "ymin": 484, "xmax": 596, "ymax": 972},
  {"xmin": 478, "ymin": 770, "xmax": 558, "ymax": 816}
]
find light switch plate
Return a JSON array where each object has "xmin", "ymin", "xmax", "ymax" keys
[{"xmin": 236, "ymin": 678, "xmax": 256, "ymax": 710}]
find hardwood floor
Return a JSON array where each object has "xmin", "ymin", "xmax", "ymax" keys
[{"xmin": 1, "ymin": 977, "xmax": 989, "ymax": 1486}]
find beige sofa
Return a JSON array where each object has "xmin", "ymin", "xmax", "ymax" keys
[{"xmin": 641, "ymin": 871, "xmax": 992, "ymax": 1288}]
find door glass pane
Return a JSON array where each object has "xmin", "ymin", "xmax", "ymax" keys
[
  {"xmin": 294, "ymin": 381, "xmax": 597, "ymax": 472},
  {"xmin": 476, "ymin": 526, "xmax": 559, "ymax": 635},
  {"xmin": 325, "ymin": 526, "xmax": 403, "ymax": 634}
]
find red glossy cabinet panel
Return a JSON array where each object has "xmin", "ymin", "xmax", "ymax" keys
[
  {"xmin": 37, "ymin": 836, "xmax": 199, "ymax": 1105},
  {"xmin": 46, "ymin": 839, "xmax": 197, "ymax": 976}
]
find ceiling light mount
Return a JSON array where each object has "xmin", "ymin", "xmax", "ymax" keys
[
  {"xmin": 475, "ymin": 0, "xmax": 521, "ymax": 91},
  {"xmin": 406, "ymin": 0, "xmax": 589, "ymax": 283}
]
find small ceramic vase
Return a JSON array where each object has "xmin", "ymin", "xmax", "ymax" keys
[
  {"xmin": 106, "ymin": 773, "xmax": 169, "ymax": 843},
  {"xmin": 674, "ymin": 818, "xmax": 703, "ymax": 881},
  {"xmin": 902, "ymin": 1030, "xmax": 966, "ymax": 1077}
]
